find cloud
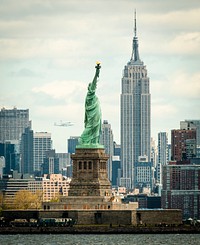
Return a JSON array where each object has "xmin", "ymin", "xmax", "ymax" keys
[
  {"xmin": 140, "ymin": 8, "xmax": 200, "ymax": 56},
  {"xmin": 168, "ymin": 32, "xmax": 200, "ymax": 55},
  {"xmin": 0, "ymin": 38, "xmax": 85, "ymax": 60},
  {"xmin": 32, "ymin": 80, "xmax": 85, "ymax": 102},
  {"xmin": 170, "ymin": 72, "xmax": 200, "ymax": 99},
  {"xmin": 9, "ymin": 68, "xmax": 43, "ymax": 77}
]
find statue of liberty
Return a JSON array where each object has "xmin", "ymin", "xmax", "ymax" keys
[{"xmin": 77, "ymin": 62, "xmax": 103, "ymax": 148}]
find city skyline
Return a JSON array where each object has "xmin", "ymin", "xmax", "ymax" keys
[{"xmin": 1, "ymin": 0, "xmax": 200, "ymax": 152}]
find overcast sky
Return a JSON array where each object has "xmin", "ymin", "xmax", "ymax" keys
[{"xmin": 1, "ymin": 0, "xmax": 200, "ymax": 152}]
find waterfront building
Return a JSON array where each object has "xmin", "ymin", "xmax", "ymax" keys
[
  {"xmin": 120, "ymin": 12, "xmax": 151, "ymax": 189},
  {"xmin": 100, "ymin": 120, "xmax": 114, "ymax": 181},
  {"xmin": 162, "ymin": 161, "xmax": 200, "ymax": 219},
  {"xmin": 0, "ymin": 173, "xmax": 34, "ymax": 208},
  {"xmin": 0, "ymin": 107, "xmax": 30, "ymax": 142},
  {"xmin": 33, "ymin": 132, "xmax": 52, "ymax": 174},
  {"xmin": 123, "ymin": 194, "xmax": 161, "ymax": 209},
  {"xmin": 0, "ymin": 172, "xmax": 70, "ymax": 206}
]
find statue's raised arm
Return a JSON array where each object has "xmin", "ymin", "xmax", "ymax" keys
[
  {"xmin": 77, "ymin": 62, "xmax": 103, "ymax": 148},
  {"xmin": 88, "ymin": 62, "xmax": 101, "ymax": 92}
]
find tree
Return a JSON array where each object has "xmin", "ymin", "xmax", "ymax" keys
[
  {"xmin": 13, "ymin": 190, "xmax": 43, "ymax": 209},
  {"xmin": 49, "ymin": 192, "xmax": 62, "ymax": 202},
  {"xmin": 34, "ymin": 190, "xmax": 43, "ymax": 209},
  {"xmin": 0, "ymin": 191, "xmax": 4, "ymax": 212}
]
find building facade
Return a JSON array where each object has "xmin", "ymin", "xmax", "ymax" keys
[
  {"xmin": 21, "ymin": 127, "xmax": 34, "ymax": 175},
  {"xmin": 162, "ymin": 162, "xmax": 200, "ymax": 219},
  {"xmin": 0, "ymin": 107, "xmax": 30, "ymax": 142},
  {"xmin": 0, "ymin": 141, "xmax": 20, "ymax": 175},
  {"xmin": 42, "ymin": 150, "xmax": 59, "ymax": 175},
  {"xmin": 134, "ymin": 156, "xmax": 153, "ymax": 192},
  {"xmin": 0, "ymin": 177, "xmax": 33, "ymax": 208},
  {"xmin": 181, "ymin": 120, "xmax": 200, "ymax": 158},
  {"xmin": 0, "ymin": 173, "xmax": 71, "ymax": 207},
  {"xmin": 33, "ymin": 132, "xmax": 52, "ymax": 174},
  {"xmin": 171, "ymin": 129, "xmax": 196, "ymax": 161},
  {"xmin": 156, "ymin": 132, "xmax": 169, "ymax": 186},
  {"xmin": 158, "ymin": 132, "xmax": 168, "ymax": 165},
  {"xmin": 120, "ymin": 13, "xmax": 151, "ymax": 189},
  {"xmin": 68, "ymin": 136, "xmax": 79, "ymax": 154},
  {"xmin": 41, "ymin": 174, "xmax": 70, "ymax": 202},
  {"xmin": 56, "ymin": 153, "xmax": 71, "ymax": 176}
]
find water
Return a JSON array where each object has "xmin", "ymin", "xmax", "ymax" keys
[{"xmin": 0, "ymin": 234, "xmax": 200, "ymax": 245}]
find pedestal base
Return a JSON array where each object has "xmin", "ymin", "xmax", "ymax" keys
[{"xmin": 68, "ymin": 148, "xmax": 112, "ymax": 197}]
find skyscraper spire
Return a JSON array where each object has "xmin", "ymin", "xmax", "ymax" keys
[
  {"xmin": 131, "ymin": 10, "xmax": 141, "ymax": 63},
  {"xmin": 134, "ymin": 9, "xmax": 137, "ymax": 37}
]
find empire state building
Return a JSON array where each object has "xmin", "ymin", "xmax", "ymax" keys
[{"xmin": 120, "ymin": 12, "xmax": 151, "ymax": 189}]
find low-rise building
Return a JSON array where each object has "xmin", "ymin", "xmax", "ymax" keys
[{"xmin": 0, "ymin": 173, "xmax": 71, "ymax": 207}]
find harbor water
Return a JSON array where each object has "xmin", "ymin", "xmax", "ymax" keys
[{"xmin": 0, "ymin": 234, "xmax": 200, "ymax": 245}]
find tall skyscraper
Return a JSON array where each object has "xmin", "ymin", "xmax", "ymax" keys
[
  {"xmin": 0, "ymin": 107, "xmax": 30, "ymax": 142},
  {"xmin": 120, "ymin": 12, "xmax": 151, "ymax": 189},
  {"xmin": 21, "ymin": 127, "xmax": 34, "ymax": 175},
  {"xmin": 33, "ymin": 132, "xmax": 52, "ymax": 174},
  {"xmin": 100, "ymin": 120, "xmax": 114, "ymax": 181}
]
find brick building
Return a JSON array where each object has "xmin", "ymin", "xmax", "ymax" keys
[
  {"xmin": 171, "ymin": 129, "xmax": 196, "ymax": 161},
  {"xmin": 161, "ymin": 162, "xmax": 200, "ymax": 219}
]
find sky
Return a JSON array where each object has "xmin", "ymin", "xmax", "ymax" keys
[{"xmin": 1, "ymin": 0, "xmax": 200, "ymax": 152}]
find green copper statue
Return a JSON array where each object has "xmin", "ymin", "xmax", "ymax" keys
[{"xmin": 77, "ymin": 62, "xmax": 103, "ymax": 148}]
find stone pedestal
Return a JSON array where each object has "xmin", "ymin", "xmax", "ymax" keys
[
  {"xmin": 45, "ymin": 148, "xmax": 135, "ymax": 211},
  {"xmin": 68, "ymin": 148, "xmax": 112, "ymax": 197}
]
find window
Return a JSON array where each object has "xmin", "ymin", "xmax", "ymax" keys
[{"xmin": 88, "ymin": 161, "xmax": 92, "ymax": 169}]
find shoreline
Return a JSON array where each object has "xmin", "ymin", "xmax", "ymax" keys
[{"xmin": 0, "ymin": 225, "xmax": 200, "ymax": 234}]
